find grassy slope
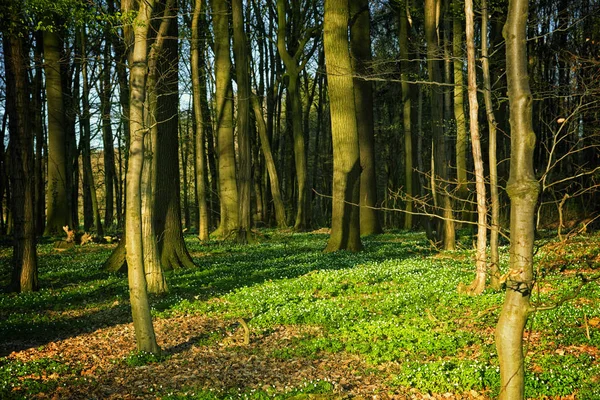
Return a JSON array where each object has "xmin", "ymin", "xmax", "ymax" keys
[{"xmin": 0, "ymin": 230, "xmax": 599, "ymax": 399}]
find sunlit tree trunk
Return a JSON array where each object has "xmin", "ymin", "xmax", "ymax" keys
[
  {"xmin": 125, "ymin": 0, "xmax": 161, "ymax": 354},
  {"xmin": 43, "ymin": 30, "xmax": 72, "ymax": 235},
  {"xmin": 350, "ymin": 0, "xmax": 382, "ymax": 236},
  {"xmin": 464, "ymin": 0, "xmax": 487, "ymax": 295},
  {"xmin": 4, "ymin": 24, "xmax": 39, "ymax": 293},
  {"xmin": 495, "ymin": 0, "xmax": 539, "ymax": 397},
  {"xmin": 482, "ymin": 0, "xmax": 501, "ymax": 290},
  {"xmin": 192, "ymin": 0, "xmax": 209, "ymax": 241},
  {"xmin": 323, "ymin": 0, "xmax": 363, "ymax": 253},
  {"xmin": 425, "ymin": 0, "xmax": 455, "ymax": 249},
  {"xmin": 232, "ymin": 0, "xmax": 252, "ymax": 243},
  {"xmin": 211, "ymin": 0, "xmax": 239, "ymax": 238}
]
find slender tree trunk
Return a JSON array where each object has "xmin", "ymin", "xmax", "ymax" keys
[
  {"xmin": 4, "ymin": 26, "xmax": 39, "ymax": 293},
  {"xmin": 79, "ymin": 28, "xmax": 103, "ymax": 237},
  {"xmin": 252, "ymin": 96, "xmax": 287, "ymax": 228},
  {"xmin": 192, "ymin": 0, "xmax": 209, "ymax": 241},
  {"xmin": 464, "ymin": 0, "xmax": 487, "ymax": 295},
  {"xmin": 482, "ymin": 0, "xmax": 501, "ymax": 290},
  {"xmin": 425, "ymin": 0, "xmax": 455, "ymax": 249},
  {"xmin": 211, "ymin": 0, "xmax": 239, "ymax": 238},
  {"xmin": 495, "ymin": 0, "xmax": 539, "ymax": 397},
  {"xmin": 323, "ymin": 0, "xmax": 363, "ymax": 253},
  {"xmin": 350, "ymin": 0, "xmax": 382, "ymax": 236},
  {"xmin": 232, "ymin": 0, "xmax": 253, "ymax": 243},
  {"xmin": 453, "ymin": 2, "xmax": 469, "ymax": 222},
  {"xmin": 398, "ymin": 0, "xmax": 413, "ymax": 230},
  {"xmin": 101, "ymin": 34, "xmax": 115, "ymax": 231},
  {"xmin": 125, "ymin": 0, "xmax": 161, "ymax": 355},
  {"xmin": 43, "ymin": 30, "xmax": 72, "ymax": 235}
]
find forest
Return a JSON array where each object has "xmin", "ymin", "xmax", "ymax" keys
[{"xmin": 1, "ymin": 0, "xmax": 600, "ymax": 398}]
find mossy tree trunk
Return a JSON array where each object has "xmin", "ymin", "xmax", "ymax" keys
[
  {"xmin": 43, "ymin": 30, "xmax": 72, "ymax": 235},
  {"xmin": 323, "ymin": 0, "xmax": 363, "ymax": 253},
  {"xmin": 350, "ymin": 0, "xmax": 382, "ymax": 236},
  {"xmin": 4, "ymin": 22, "xmax": 39, "ymax": 293},
  {"xmin": 211, "ymin": 0, "xmax": 239, "ymax": 238},
  {"xmin": 495, "ymin": 0, "xmax": 539, "ymax": 397},
  {"xmin": 125, "ymin": 0, "xmax": 161, "ymax": 355}
]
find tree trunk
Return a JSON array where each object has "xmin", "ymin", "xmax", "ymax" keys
[
  {"xmin": 79, "ymin": 28, "xmax": 103, "ymax": 237},
  {"xmin": 323, "ymin": 0, "xmax": 363, "ymax": 253},
  {"xmin": 101, "ymin": 33, "xmax": 116, "ymax": 231},
  {"xmin": 482, "ymin": 0, "xmax": 501, "ymax": 290},
  {"xmin": 4, "ymin": 25, "xmax": 39, "ymax": 293},
  {"xmin": 350, "ymin": 0, "xmax": 382, "ymax": 236},
  {"xmin": 154, "ymin": 8, "xmax": 195, "ymax": 270},
  {"xmin": 211, "ymin": 0, "xmax": 239, "ymax": 238},
  {"xmin": 398, "ymin": 0, "xmax": 413, "ymax": 230},
  {"xmin": 453, "ymin": 2, "xmax": 469, "ymax": 223},
  {"xmin": 125, "ymin": 0, "xmax": 161, "ymax": 355},
  {"xmin": 192, "ymin": 0, "xmax": 209, "ymax": 241},
  {"xmin": 43, "ymin": 30, "xmax": 72, "ymax": 235},
  {"xmin": 232, "ymin": 0, "xmax": 253, "ymax": 243},
  {"xmin": 425, "ymin": 0, "xmax": 455, "ymax": 249},
  {"xmin": 495, "ymin": 0, "xmax": 539, "ymax": 397},
  {"xmin": 32, "ymin": 33, "xmax": 45, "ymax": 236},
  {"xmin": 464, "ymin": 0, "xmax": 488, "ymax": 295},
  {"xmin": 251, "ymin": 96, "xmax": 287, "ymax": 228}
]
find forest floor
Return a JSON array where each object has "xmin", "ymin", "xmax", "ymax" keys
[{"xmin": 0, "ymin": 229, "xmax": 599, "ymax": 399}]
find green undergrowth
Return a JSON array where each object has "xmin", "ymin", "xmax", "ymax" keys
[{"xmin": 1, "ymin": 230, "xmax": 599, "ymax": 398}]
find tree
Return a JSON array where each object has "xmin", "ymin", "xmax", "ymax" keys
[
  {"xmin": 350, "ymin": 0, "xmax": 382, "ymax": 236},
  {"xmin": 43, "ymin": 28, "xmax": 72, "ymax": 235},
  {"xmin": 211, "ymin": 0, "xmax": 239, "ymax": 238},
  {"xmin": 276, "ymin": 0, "xmax": 319, "ymax": 230},
  {"xmin": 323, "ymin": 0, "xmax": 362, "ymax": 253},
  {"xmin": 398, "ymin": 0, "xmax": 414, "ymax": 230},
  {"xmin": 464, "ymin": 0, "xmax": 487, "ymax": 295},
  {"xmin": 124, "ymin": 0, "xmax": 161, "ymax": 354},
  {"xmin": 192, "ymin": 0, "xmax": 209, "ymax": 241},
  {"xmin": 495, "ymin": 0, "xmax": 540, "ymax": 397},
  {"xmin": 232, "ymin": 0, "xmax": 253, "ymax": 243},
  {"xmin": 3, "ymin": 12, "xmax": 39, "ymax": 293},
  {"xmin": 424, "ymin": 0, "xmax": 455, "ymax": 250},
  {"xmin": 154, "ymin": 0, "xmax": 195, "ymax": 270}
]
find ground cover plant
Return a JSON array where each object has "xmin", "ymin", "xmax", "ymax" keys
[{"xmin": 0, "ymin": 231, "xmax": 599, "ymax": 399}]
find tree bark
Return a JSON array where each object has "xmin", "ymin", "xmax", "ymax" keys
[
  {"xmin": 495, "ymin": 0, "xmax": 539, "ymax": 397},
  {"xmin": 251, "ymin": 95, "xmax": 287, "ymax": 228},
  {"xmin": 350, "ymin": 0, "xmax": 382, "ymax": 236},
  {"xmin": 464, "ymin": 0, "xmax": 488, "ymax": 295},
  {"xmin": 232, "ymin": 0, "xmax": 253, "ymax": 243},
  {"xmin": 482, "ymin": 0, "xmax": 501, "ymax": 290},
  {"xmin": 4, "ymin": 24, "xmax": 39, "ymax": 293},
  {"xmin": 101, "ymin": 32, "xmax": 116, "ymax": 231},
  {"xmin": 43, "ymin": 30, "xmax": 72, "ymax": 235},
  {"xmin": 211, "ymin": 0, "xmax": 239, "ymax": 238},
  {"xmin": 425, "ymin": 0, "xmax": 455, "ymax": 249},
  {"xmin": 192, "ymin": 0, "xmax": 209, "ymax": 241},
  {"xmin": 398, "ymin": 0, "xmax": 413, "ymax": 230},
  {"xmin": 323, "ymin": 0, "xmax": 363, "ymax": 253},
  {"xmin": 125, "ymin": 0, "xmax": 161, "ymax": 354}
]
